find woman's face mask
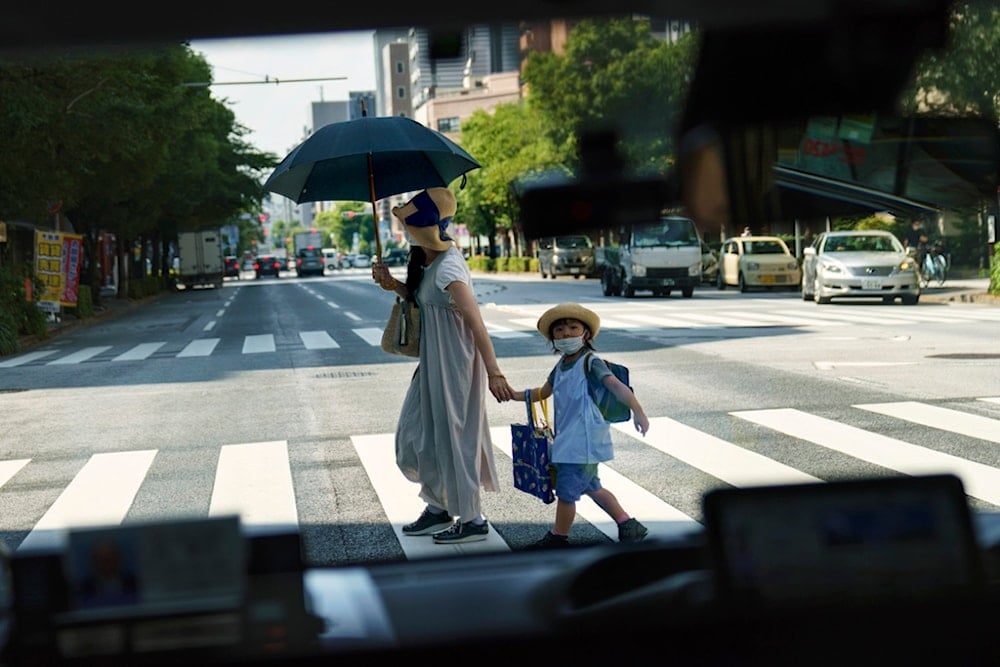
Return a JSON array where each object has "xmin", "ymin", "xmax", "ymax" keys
[{"xmin": 552, "ymin": 336, "xmax": 584, "ymax": 355}]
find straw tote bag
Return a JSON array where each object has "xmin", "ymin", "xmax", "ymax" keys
[{"xmin": 380, "ymin": 296, "xmax": 420, "ymax": 357}]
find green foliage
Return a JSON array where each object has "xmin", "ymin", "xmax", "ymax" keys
[
  {"xmin": 991, "ymin": 242, "xmax": 1000, "ymax": 294},
  {"xmin": 0, "ymin": 264, "xmax": 48, "ymax": 356},
  {"xmin": 73, "ymin": 284, "xmax": 94, "ymax": 319},
  {"xmin": 520, "ymin": 16, "xmax": 696, "ymax": 172},
  {"xmin": 899, "ymin": 1, "xmax": 1000, "ymax": 119},
  {"xmin": 467, "ymin": 255, "xmax": 495, "ymax": 272}
]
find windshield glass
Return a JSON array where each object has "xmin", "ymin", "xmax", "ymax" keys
[{"xmin": 2, "ymin": 4, "xmax": 999, "ymax": 661}]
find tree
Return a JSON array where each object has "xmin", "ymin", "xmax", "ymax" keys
[
  {"xmin": 458, "ymin": 102, "xmax": 566, "ymax": 257},
  {"xmin": 899, "ymin": 0, "xmax": 1000, "ymax": 120},
  {"xmin": 521, "ymin": 16, "xmax": 697, "ymax": 173}
]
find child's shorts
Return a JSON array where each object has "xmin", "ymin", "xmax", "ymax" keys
[{"xmin": 553, "ymin": 463, "xmax": 601, "ymax": 503}]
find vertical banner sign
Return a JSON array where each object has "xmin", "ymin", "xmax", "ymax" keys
[{"xmin": 35, "ymin": 230, "xmax": 84, "ymax": 312}]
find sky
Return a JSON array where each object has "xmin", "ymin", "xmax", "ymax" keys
[{"xmin": 189, "ymin": 31, "xmax": 377, "ymax": 159}]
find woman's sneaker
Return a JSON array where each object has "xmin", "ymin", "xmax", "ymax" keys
[
  {"xmin": 402, "ymin": 508, "xmax": 454, "ymax": 536},
  {"xmin": 432, "ymin": 520, "xmax": 489, "ymax": 544},
  {"xmin": 617, "ymin": 518, "xmax": 648, "ymax": 543}
]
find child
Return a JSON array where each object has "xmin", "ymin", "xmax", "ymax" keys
[{"xmin": 511, "ymin": 303, "xmax": 650, "ymax": 549}]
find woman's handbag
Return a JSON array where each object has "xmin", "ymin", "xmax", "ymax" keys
[
  {"xmin": 380, "ymin": 297, "xmax": 420, "ymax": 358},
  {"xmin": 510, "ymin": 390, "xmax": 555, "ymax": 504}
]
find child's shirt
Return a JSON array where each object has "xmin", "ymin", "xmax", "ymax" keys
[{"xmin": 547, "ymin": 353, "xmax": 614, "ymax": 464}]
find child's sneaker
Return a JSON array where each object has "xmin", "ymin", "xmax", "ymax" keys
[
  {"xmin": 526, "ymin": 531, "xmax": 570, "ymax": 550},
  {"xmin": 617, "ymin": 518, "xmax": 648, "ymax": 543}
]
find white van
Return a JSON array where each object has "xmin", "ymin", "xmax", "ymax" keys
[{"xmin": 321, "ymin": 248, "xmax": 338, "ymax": 272}]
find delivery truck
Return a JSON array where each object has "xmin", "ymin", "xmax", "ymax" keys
[{"xmin": 176, "ymin": 230, "xmax": 225, "ymax": 290}]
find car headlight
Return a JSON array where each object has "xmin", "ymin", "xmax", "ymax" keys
[
  {"xmin": 688, "ymin": 263, "xmax": 700, "ymax": 277},
  {"xmin": 898, "ymin": 259, "xmax": 916, "ymax": 272},
  {"xmin": 746, "ymin": 261, "xmax": 760, "ymax": 271},
  {"xmin": 786, "ymin": 261, "xmax": 799, "ymax": 270},
  {"xmin": 819, "ymin": 260, "xmax": 844, "ymax": 274},
  {"xmin": 632, "ymin": 263, "xmax": 647, "ymax": 277}
]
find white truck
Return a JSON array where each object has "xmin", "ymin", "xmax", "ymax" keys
[
  {"xmin": 598, "ymin": 214, "xmax": 704, "ymax": 298},
  {"xmin": 294, "ymin": 230, "xmax": 324, "ymax": 254},
  {"xmin": 176, "ymin": 229, "xmax": 225, "ymax": 290}
]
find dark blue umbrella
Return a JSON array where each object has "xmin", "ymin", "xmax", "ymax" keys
[{"xmin": 264, "ymin": 115, "xmax": 482, "ymax": 260}]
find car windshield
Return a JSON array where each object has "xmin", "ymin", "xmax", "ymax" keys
[
  {"xmin": 2, "ymin": 2, "xmax": 999, "ymax": 664},
  {"xmin": 743, "ymin": 240, "xmax": 786, "ymax": 254}
]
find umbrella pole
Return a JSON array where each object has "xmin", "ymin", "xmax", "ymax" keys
[{"xmin": 367, "ymin": 152, "xmax": 383, "ymax": 262}]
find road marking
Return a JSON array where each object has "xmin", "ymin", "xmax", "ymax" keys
[
  {"xmin": 18, "ymin": 450, "xmax": 157, "ymax": 553},
  {"xmin": 243, "ymin": 334, "xmax": 275, "ymax": 354},
  {"xmin": 613, "ymin": 417, "xmax": 818, "ymax": 487},
  {"xmin": 354, "ymin": 328, "xmax": 385, "ymax": 346},
  {"xmin": 855, "ymin": 401, "xmax": 1000, "ymax": 443},
  {"xmin": 490, "ymin": 426, "xmax": 699, "ymax": 542},
  {"xmin": 0, "ymin": 459, "xmax": 29, "ymax": 488},
  {"xmin": 0, "ymin": 350, "xmax": 58, "ymax": 367},
  {"xmin": 203, "ymin": 320, "xmax": 217, "ymax": 331},
  {"xmin": 114, "ymin": 342, "xmax": 166, "ymax": 361},
  {"xmin": 209, "ymin": 441, "xmax": 298, "ymax": 534},
  {"xmin": 300, "ymin": 331, "xmax": 340, "ymax": 349},
  {"xmin": 177, "ymin": 338, "xmax": 220, "ymax": 357},
  {"xmin": 47, "ymin": 346, "xmax": 111, "ymax": 365},
  {"xmin": 352, "ymin": 433, "xmax": 508, "ymax": 558},
  {"xmin": 814, "ymin": 361, "xmax": 917, "ymax": 370},
  {"xmin": 731, "ymin": 408, "xmax": 1000, "ymax": 507}
]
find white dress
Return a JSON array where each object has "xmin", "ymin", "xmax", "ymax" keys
[{"xmin": 394, "ymin": 246, "xmax": 500, "ymax": 520}]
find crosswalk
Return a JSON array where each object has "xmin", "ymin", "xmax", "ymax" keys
[
  {"xmin": 2, "ymin": 397, "xmax": 999, "ymax": 560},
  {"xmin": 2, "ymin": 301, "xmax": 998, "ymax": 367}
]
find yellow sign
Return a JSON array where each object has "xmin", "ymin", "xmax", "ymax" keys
[{"xmin": 34, "ymin": 230, "xmax": 84, "ymax": 311}]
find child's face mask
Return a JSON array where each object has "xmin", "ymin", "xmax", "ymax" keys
[{"xmin": 553, "ymin": 336, "xmax": 584, "ymax": 355}]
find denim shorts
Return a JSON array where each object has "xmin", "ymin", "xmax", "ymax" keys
[{"xmin": 553, "ymin": 463, "xmax": 601, "ymax": 502}]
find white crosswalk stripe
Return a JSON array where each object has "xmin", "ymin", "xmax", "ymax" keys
[
  {"xmin": 3, "ymin": 302, "xmax": 999, "ymax": 366},
  {"xmin": 2, "ymin": 398, "xmax": 999, "ymax": 558}
]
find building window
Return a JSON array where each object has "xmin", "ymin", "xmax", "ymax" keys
[
  {"xmin": 396, "ymin": 86, "xmax": 406, "ymax": 99},
  {"xmin": 395, "ymin": 60, "xmax": 404, "ymax": 74},
  {"xmin": 438, "ymin": 117, "xmax": 461, "ymax": 133}
]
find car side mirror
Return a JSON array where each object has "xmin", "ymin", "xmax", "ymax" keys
[{"xmin": 803, "ymin": 247, "xmax": 816, "ymax": 256}]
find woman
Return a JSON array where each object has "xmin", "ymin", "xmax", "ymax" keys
[{"xmin": 372, "ymin": 187, "xmax": 515, "ymax": 545}]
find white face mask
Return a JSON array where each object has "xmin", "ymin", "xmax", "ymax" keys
[{"xmin": 552, "ymin": 336, "xmax": 585, "ymax": 355}]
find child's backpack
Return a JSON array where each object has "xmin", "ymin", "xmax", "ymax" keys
[{"xmin": 584, "ymin": 352, "xmax": 633, "ymax": 423}]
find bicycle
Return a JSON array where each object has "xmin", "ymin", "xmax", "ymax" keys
[{"xmin": 920, "ymin": 248, "xmax": 949, "ymax": 288}]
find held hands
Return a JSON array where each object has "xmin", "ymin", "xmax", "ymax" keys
[{"xmin": 487, "ymin": 374, "xmax": 514, "ymax": 403}]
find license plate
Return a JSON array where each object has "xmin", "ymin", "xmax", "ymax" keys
[
  {"xmin": 570, "ymin": 268, "xmax": 580, "ymax": 274},
  {"xmin": 660, "ymin": 278, "xmax": 675, "ymax": 286},
  {"xmin": 760, "ymin": 275, "xmax": 775, "ymax": 284},
  {"xmin": 861, "ymin": 278, "xmax": 882, "ymax": 289}
]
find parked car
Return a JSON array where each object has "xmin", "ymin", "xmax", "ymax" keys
[
  {"xmin": 223, "ymin": 256, "xmax": 240, "ymax": 279},
  {"xmin": 295, "ymin": 247, "xmax": 325, "ymax": 277},
  {"xmin": 254, "ymin": 255, "xmax": 283, "ymax": 279},
  {"xmin": 383, "ymin": 248, "xmax": 409, "ymax": 267},
  {"xmin": 351, "ymin": 254, "xmax": 371, "ymax": 268},
  {"xmin": 716, "ymin": 235, "xmax": 801, "ymax": 292},
  {"xmin": 801, "ymin": 230, "xmax": 920, "ymax": 305},
  {"xmin": 321, "ymin": 248, "xmax": 339, "ymax": 271}
]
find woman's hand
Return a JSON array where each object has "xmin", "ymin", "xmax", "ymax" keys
[
  {"xmin": 372, "ymin": 262, "xmax": 398, "ymax": 291},
  {"xmin": 488, "ymin": 375, "xmax": 515, "ymax": 402}
]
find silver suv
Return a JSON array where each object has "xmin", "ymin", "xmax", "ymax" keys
[{"xmin": 537, "ymin": 235, "xmax": 597, "ymax": 279}]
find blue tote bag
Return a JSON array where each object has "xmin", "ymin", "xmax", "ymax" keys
[{"xmin": 510, "ymin": 391, "xmax": 555, "ymax": 504}]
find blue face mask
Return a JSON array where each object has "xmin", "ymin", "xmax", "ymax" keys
[{"xmin": 553, "ymin": 336, "xmax": 584, "ymax": 355}]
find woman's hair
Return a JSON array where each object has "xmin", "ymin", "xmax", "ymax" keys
[
  {"xmin": 549, "ymin": 317, "xmax": 597, "ymax": 354},
  {"xmin": 404, "ymin": 246, "xmax": 426, "ymax": 303}
]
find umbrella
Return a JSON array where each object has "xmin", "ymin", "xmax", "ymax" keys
[{"xmin": 263, "ymin": 115, "xmax": 482, "ymax": 261}]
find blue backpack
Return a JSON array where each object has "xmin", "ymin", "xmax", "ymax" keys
[{"xmin": 584, "ymin": 352, "xmax": 632, "ymax": 423}]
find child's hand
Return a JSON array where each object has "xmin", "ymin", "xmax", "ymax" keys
[{"xmin": 633, "ymin": 411, "xmax": 650, "ymax": 436}]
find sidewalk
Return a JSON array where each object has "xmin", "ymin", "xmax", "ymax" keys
[{"xmin": 918, "ymin": 276, "xmax": 998, "ymax": 304}]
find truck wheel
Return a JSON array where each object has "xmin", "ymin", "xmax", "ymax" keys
[
  {"xmin": 601, "ymin": 271, "xmax": 615, "ymax": 297},
  {"xmin": 682, "ymin": 287, "xmax": 694, "ymax": 298}
]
